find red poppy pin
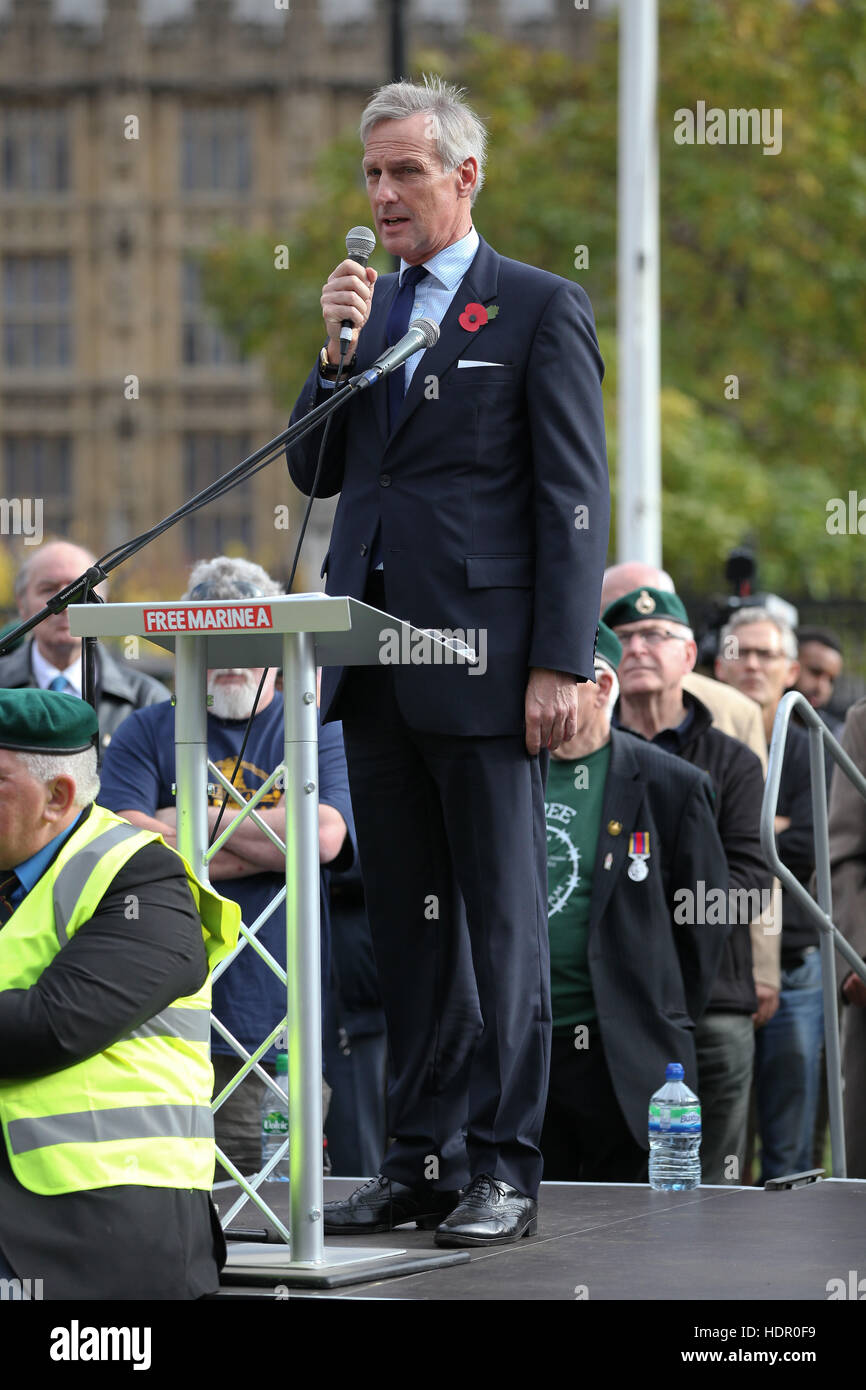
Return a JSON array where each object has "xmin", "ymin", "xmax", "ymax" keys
[{"xmin": 459, "ymin": 301, "xmax": 499, "ymax": 332}]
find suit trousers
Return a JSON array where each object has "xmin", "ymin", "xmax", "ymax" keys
[
  {"xmin": 337, "ymin": 609, "xmax": 551, "ymax": 1196},
  {"xmin": 541, "ymin": 1028, "xmax": 648, "ymax": 1182}
]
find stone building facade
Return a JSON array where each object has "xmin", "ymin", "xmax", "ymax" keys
[{"xmin": 0, "ymin": 0, "xmax": 594, "ymax": 596}]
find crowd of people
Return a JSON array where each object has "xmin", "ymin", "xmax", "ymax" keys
[{"xmin": 0, "ymin": 540, "xmax": 860, "ymax": 1212}]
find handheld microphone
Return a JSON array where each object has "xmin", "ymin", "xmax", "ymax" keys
[
  {"xmin": 341, "ymin": 226, "xmax": 377, "ymax": 356},
  {"xmin": 349, "ymin": 318, "xmax": 440, "ymax": 392}
]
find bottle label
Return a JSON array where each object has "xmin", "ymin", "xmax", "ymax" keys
[
  {"xmin": 263, "ymin": 1112, "xmax": 289, "ymax": 1135},
  {"xmin": 648, "ymin": 1103, "xmax": 701, "ymax": 1135}
]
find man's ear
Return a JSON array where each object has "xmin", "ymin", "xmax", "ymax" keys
[
  {"xmin": 456, "ymin": 156, "xmax": 478, "ymax": 199},
  {"xmin": 785, "ymin": 658, "xmax": 801, "ymax": 691},
  {"xmin": 684, "ymin": 637, "xmax": 698, "ymax": 674},
  {"xmin": 44, "ymin": 775, "xmax": 76, "ymax": 821}
]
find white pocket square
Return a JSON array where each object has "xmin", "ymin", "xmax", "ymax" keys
[{"xmin": 456, "ymin": 359, "xmax": 507, "ymax": 368}]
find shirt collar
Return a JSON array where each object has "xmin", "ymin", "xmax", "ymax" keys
[
  {"xmin": 400, "ymin": 225, "xmax": 479, "ymax": 292},
  {"xmin": 13, "ymin": 808, "xmax": 87, "ymax": 893},
  {"xmin": 31, "ymin": 641, "xmax": 82, "ymax": 696}
]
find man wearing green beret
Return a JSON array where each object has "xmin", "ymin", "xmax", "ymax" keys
[
  {"xmin": 0, "ymin": 688, "xmax": 239, "ymax": 1299},
  {"xmin": 603, "ymin": 587, "xmax": 772, "ymax": 1185},
  {"xmin": 541, "ymin": 622, "xmax": 730, "ymax": 1181}
]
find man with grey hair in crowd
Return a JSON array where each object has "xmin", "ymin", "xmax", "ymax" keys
[
  {"xmin": 0, "ymin": 539, "xmax": 169, "ymax": 757},
  {"xmin": 601, "ymin": 561, "xmax": 782, "ymax": 1042},
  {"xmin": 99, "ymin": 556, "xmax": 356, "ymax": 1178},
  {"xmin": 288, "ymin": 75, "xmax": 609, "ymax": 1243},
  {"xmin": 0, "ymin": 687, "xmax": 239, "ymax": 1298},
  {"xmin": 716, "ymin": 606, "xmax": 822, "ymax": 1181}
]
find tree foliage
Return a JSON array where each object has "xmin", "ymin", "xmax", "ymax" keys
[{"xmin": 203, "ymin": 0, "xmax": 866, "ymax": 597}]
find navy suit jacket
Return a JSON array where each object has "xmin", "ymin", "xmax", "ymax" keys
[
  {"xmin": 287, "ymin": 234, "xmax": 610, "ymax": 737},
  {"xmin": 586, "ymin": 730, "xmax": 730, "ymax": 1148}
]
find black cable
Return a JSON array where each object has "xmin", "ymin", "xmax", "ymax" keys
[{"xmin": 208, "ymin": 344, "xmax": 351, "ymax": 850}]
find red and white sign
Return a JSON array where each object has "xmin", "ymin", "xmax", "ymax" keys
[{"xmin": 142, "ymin": 605, "xmax": 274, "ymax": 634}]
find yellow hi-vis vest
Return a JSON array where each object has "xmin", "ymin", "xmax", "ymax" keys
[{"xmin": 0, "ymin": 803, "xmax": 240, "ymax": 1195}]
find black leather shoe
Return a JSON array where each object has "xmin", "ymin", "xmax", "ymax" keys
[
  {"xmin": 434, "ymin": 1174, "xmax": 538, "ymax": 1247},
  {"xmin": 323, "ymin": 1175, "xmax": 461, "ymax": 1234}
]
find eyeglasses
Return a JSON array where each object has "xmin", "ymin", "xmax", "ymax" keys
[
  {"xmin": 187, "ymin": 581, "xmax": 265, "ymax": 601},
  {"xmin": 724, "ymin": 647, "xmax": 787, "ymax": 664},
  {"xmin": 613, "ymin": 627, "xmax": 689, "ymax": 649}
]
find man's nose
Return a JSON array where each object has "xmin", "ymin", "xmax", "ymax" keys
[{"xmin": 376, "ymin": 174, "xmax": 400, "ymax": 204}]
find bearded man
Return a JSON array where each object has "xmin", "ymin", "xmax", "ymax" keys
[{"xmin": 98, "ymin": 556, "xmax": 355, "ymax": 1176}]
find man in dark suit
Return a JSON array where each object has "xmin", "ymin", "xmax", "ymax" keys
[
  {"xmin": 0, "ymin": 540, "xmax": 170, "ymax": 758},
  {"xmin": 287, "ymin": 77, "xmax": 609, "ymax": 1245},
  {"xmin": 542, "ymin": 624, "xmax": 730, "ymax": 1180}
]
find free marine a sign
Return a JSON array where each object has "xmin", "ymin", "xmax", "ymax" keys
[{"xmin": 142, "ymin": 605, "xmax": 274, "ymax": 634}]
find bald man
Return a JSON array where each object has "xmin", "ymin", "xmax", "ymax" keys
[
  {"xmin": 601, "ymin": 563, "xmax": 781, "ymax": 1033},
  {"xmin": 0, "ymin": 540, "xmax": 169, "ymax": 756}
]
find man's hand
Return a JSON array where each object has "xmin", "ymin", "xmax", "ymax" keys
[
  {"xmin": 774, "ymin": 815, "xmax": 791, "ymax": 833},
  {"xmin": 842, "ymin": 970, "xmax": 866, "ymax": 1007},
  {"xmin": 524, "ymin": 668, "xmax": 579, "ymax": 756},
  {"xmin": 752, "ymin": 982, "xmax": 780, "ymax": 1028},
  {"xmin": 321, "ymin": 259, "xmax": 378, "ymax": 364}
]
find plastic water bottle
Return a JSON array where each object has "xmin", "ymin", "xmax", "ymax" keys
[
  {"xmin": 648, "ymin": 1062, "xmax": 701, "ymax": 1191},
  {"xmin": 261, "ymin": 1052, "xmax": 290, "ymax": 1180}
]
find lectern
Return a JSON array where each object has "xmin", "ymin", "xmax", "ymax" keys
[{"xmin": 69, "ymin": 593, "xmax": 468, "ymax": 1284}]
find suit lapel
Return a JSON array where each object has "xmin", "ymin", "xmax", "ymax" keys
[
  {"xmin": 389, "ymin": 236, "xmax": 500, "ymax": 447},
  {"xmin": 588, "ymin": 731, "xmax": 646, "ymax": 933},
  {"xmin": 356, "ymin": 273, "xmax": 399, "ymax": 447}
]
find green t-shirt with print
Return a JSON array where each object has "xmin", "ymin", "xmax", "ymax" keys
[{"xmin": 545, "ymin": 740, "xmax": 611, "ymax": 1034}]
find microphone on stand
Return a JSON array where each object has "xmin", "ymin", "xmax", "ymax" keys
[
  {"xmin": 341, "ymin": 226, "xmax": 377, "ymax": 357},
  {"xmin": 349, "ymin": 318, "xmax": 440, "ymax": 392}
]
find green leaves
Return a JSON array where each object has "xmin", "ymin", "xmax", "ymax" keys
[{"xmin": 202, "ymin": 0, "xmax": 866, "ymax": 595}]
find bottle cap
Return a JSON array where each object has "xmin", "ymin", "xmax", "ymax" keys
[
  {"xmin": 276, "ymin": 1051, "xmax": 288, "ymax": 1074},
  {"xmin": 665, "ymin": 1062, "xmax": 684, "ymax": 1081}
]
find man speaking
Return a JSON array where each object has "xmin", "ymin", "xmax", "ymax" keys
[{"xmin": 287, "ymin": 76, "xmax": 609, "ymax": 1245}]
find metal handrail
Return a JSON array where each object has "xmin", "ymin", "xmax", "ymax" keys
[{"xmin": 760, "ymin": 689, "xmax": 866, "ymax": 1178}]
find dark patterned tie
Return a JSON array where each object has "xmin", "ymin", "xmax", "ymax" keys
[
  {"xmin": 0, "ymin": 871, "xmax": 21, "ymax": 927},
  {"xmin": 385, "ymin": 263, "xmax": 429, "ymax": 434}
]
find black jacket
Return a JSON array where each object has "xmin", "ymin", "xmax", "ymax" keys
[
  {"xmin": 287, "ymin": 235, "xmax": 610, "ymax": 734},
  {"xmin": 0, "ymin": 640, "xmax": 170, "ymax": 759},
  {"xmin": 776, "ymin": 722, "xmax": 819, "ymax": 961},
  {"xmin": 616, "ymin": 693, "xmax": 771, "ymax": 1014},
  {"xmin": 589, "ymin": 730, "xmax": 729, "ymax": 1149}
]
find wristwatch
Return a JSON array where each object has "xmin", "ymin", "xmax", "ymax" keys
[{"xmin": 319, "ymin": 346, "xmax": 357, "ymax": 379}]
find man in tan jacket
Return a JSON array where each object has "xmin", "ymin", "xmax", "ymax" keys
[{"xmin": 828, "ymin": 697, "xmax": 866, "ymax": 1177}]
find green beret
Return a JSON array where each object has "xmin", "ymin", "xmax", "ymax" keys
[
  {"xmin": 602, "ymin": 586, "xmax": 690, "ymax": 631},
  {"xmin": 0, "ymin": 688, "xmax": 98, "ymax": 754},
  {"xmin": 594, "ymin": 621, "xmax": 622, "ymax": 672}
]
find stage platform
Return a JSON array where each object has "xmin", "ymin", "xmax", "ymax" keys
[{"xmin": 213, "ymin": 1175, "xmax": 866, "ymax": 1300}]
